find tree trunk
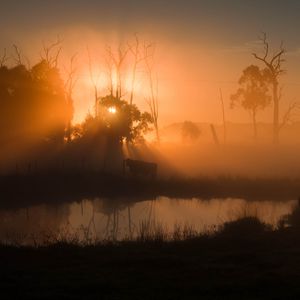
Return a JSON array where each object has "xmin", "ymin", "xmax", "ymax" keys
[
  {"xmin": 154, "ymin": 120, "xmax": 160, "ymax": 143},
  {"xmin": 66, "ymin": 120, "xmax": 71, "ymax": 143},
  {"xmin": 66, "ymin": 98, "xmax": 73, "ymax": 143},
  {"xmin": 219, "ymin": 88, "xmax": 227, "ymax": 144},
  {"xmin": 252, "ymin": 109, "xmax": 257, "ymax": 141},
  {"xmin": 94, "ymin": 87, "xmax": 98, "ymax": 118},
  {"xmin": 272, "ymin": 80, "xmax": 279, "ymax": 144},
  {"xmin": 210, "ymin": 124, "xmax": 220, "ymax": 146},
  {"xmin": 130, "ymin": 61, "xmax": 137, "ymax": 106}
]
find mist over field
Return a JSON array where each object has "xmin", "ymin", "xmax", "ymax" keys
[
  {"xmin": 3, "ymin": 2, "xmax": 300, "ymax": 299},
  {"xmin": 154, "ymin": 122, "xmax": 300, "ymax": 178}
]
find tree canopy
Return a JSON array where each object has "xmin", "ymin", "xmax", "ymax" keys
[
  {"xmin": 0, "ymin": 60, "xmax": 70, "ymax": 145},
  {"xmin": 95, "ymin": 95, "xmax": 153, "ymax": 144},
  {"xmin": 231, "ymin": 65, "xmax": 271, "ymax": 139},
  {"xmin": 181, "ymin": 121, "xmax": 201, "ymax": 143}
]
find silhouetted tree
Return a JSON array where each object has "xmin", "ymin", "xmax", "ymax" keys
[
  {"xmin": 106, "ymin": 45, "xmax": 129, "ymax": 99},
  {"xmin": 0, "ymin": 59, "xmax": 69, "ymax": 146},
  {"xmin": 219, "ymin": 88, "xmax": 227, "ymax": 144},
  {"xmin": 128, "ymin": 34, "xmax": 145, "ymax": 106},
  {"xmin": 41, "ymin": 37, "xmax": 62, "ymax": 68},
  {"xmin": 181, "ymin": 121, "xmax": 201, "ymax": 143},
  {"xmin": 231, "ymin": 65, "xmax": 271, "ymax": 140},
  {"xmin": 252, "ymin": 33, "xmax": 285, "ymax": 144},
  {"xmin": 144, "ymin": 43, "xmax": 160, "ymax": 143},
  {"xmin": 97, "ymin": 95, "xmax": 153, "ymax": 144},
  {"xmin": 64, "ymin": 54, "xmax": 77, "ymax": 142},
  {"xmin": 0, "ymin": 49, "xmax": 8, "ymax": 67},
  {"xmin": 87, "ymin": 47, "xmax": 101, "ymax": 118}
]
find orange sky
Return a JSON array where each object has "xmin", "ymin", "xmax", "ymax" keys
[
  {"xmin": 60, "ymin": 28, "xmax": 300, "ymax": 127},
  {"xmin": 2, "ymin": 1, "xmax": 300, "ymax": 127}
]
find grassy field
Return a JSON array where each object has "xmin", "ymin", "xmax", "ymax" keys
[
  {"xmin": 2, "ymin": 215, "xmax": 300, "ymax": 299},
  {"xmin": 1, "ymin": 173, "xmax": 300, "ymax": 299}
]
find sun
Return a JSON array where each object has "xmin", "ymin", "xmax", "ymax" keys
[{"xmin": 108, "ymin": 106, "xmax": 117, "ymax": 114}]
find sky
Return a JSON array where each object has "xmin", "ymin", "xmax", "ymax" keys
[{"xmin": 1, "ymin": 0, "xmax": 300, "ymax": 126}]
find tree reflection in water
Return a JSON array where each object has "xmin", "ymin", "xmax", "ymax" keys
[{"xmin": 0, "ymin": 197, "xmax": 296, "ymax": 245}]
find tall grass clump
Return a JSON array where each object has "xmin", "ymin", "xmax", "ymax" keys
[
  {"xmin": 277, "ymin": 202, "xmax": 300, "ymax": 231},
  {"xmin": 219, "ymin": 216, "xmax": 271, "ymax": 238}
]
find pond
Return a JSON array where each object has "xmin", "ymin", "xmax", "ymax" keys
[{"xmin": 0, "ymin": 197, "xmax": 296, "ymax": 245}]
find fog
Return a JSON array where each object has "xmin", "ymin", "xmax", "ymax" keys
[
  {"xmin": 148, "ymin": 123, "xmax": 300, "ymax": 178},
  {"xmin": 0, "ymin": 35, "xmax": 297, "ymax": 181},
  {"xmin": 1, "ymin": 93, "xmax": 300, "ymax": 179}
]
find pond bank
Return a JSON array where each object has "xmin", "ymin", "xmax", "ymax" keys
[
  {"xmin": 0, "ymin": 173, "xmax": 300, "ymax": 208},
  {"xmin": 2, "ymin": 219, "xmax": 300, "ymax": 299}
]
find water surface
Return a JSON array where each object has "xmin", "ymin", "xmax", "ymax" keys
[{"xmin": 0, "ymin": 197, "xmax": 296, "ymax": 244}]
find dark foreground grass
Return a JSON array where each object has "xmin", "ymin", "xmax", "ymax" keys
[{"xmin": 2, "ymin": 218, "xmax": 300, "ymax": 299}]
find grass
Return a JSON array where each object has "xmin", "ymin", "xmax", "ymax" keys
[
  {"xmin": 1, "ymin": 191, "xmax": 300, "ymax": 298},
  {"xmin": 2, "ymin": 216, "xmax": 300, "ymax": 299},
  {"xmin": 0, "ymin": 202, "xmax": 296, "ymax": 247}
]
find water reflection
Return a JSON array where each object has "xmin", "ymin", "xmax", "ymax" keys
[
  {"xmin": 0, "ymin": 197, "xmax": 296, "ymax": 244},
  {"xmin": 0, "ymin": 203, "xmax": 70, "ymax": 244}
]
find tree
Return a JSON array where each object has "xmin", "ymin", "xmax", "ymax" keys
[
  {"xmin": 87, "ymin": 47, "xmax": 101, "ymax": 118},
  {"xmin": 231, "ymin": 65, "xmax": 271, "ymax": 140},
  {"xmin": 181, "ymin": 121, "xmax": 201, "ymax": 143},
  {"xmin": 144, "ymin": 43, "xmax": 160, "ymax": 143},
  {"xmin": 252, "ymin": 33, "xmax": 285, "ymax": 144},
  {"xmin": 0, "ymin": 58, "xmax": 69, "ymax": 146},
  {"xmin": 105, "ymin": 45, "xmax": 129, "ymax": 99},
  {"xmin": 127, "ymin": 34, "xmax": 144, "ymax": 106},
  {"xmin": 96, "ymin": 95, "xmax": 153, "ymax": 144},
  {"xmin": 219, "ymin": 88, "xmax": 227, "ymax": 144},
  {"xmin": 64, "ymin": 54, "xmax": 77, "ymax": 142}
]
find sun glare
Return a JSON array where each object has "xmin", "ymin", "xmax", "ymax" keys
[{"xmin": 108, "ymin": 106, "xmax": 117, "ymax": 114}]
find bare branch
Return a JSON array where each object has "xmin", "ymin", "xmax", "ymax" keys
[
  {"xmin": 87, "ymin": 47, "xmax": 103, "ymax": 116},
  {"xmin": 0, "ymin": 48, "xmax": 8, "ymax": 67},
  {"xmin": 64, "ymin": 53, "xmax": 78, "ymax": 94},
  {"xmin": 144, "ymin": 42, "xmax": 159, "ymax": 142},
  {"xmin": 252, "ymin": 33, "xmax": 286, "ymax": 143},
  {"xmin": 260, "ymin": 32, "xmax": 269, "ymax": 60},
  {"xmin": 12, "ymin": 44, "xmax": 22, "ymax": 65},
  {"xmin": 86, "ymin": 47, "xmax": 99, "ymax": 88},
  {"xmin": 105, "ymin": 43, "xmax": 129, "ymax": 98},
  {"xmin": 253, "ymin": 33, "xmax": 286, "ymax": 78},
  {"xmin": 278, "ymin": 85, "xmax": 284, "ymax": 102},
  {"xmin": 41, "ymin": 36, "xmax": 63, "ymax": 67},
  {"xmin": 127, "ymin": 34, "xmax": 146, "ymax": 105},
  {"xmin": 105, "ymin": 45, "xmax": 115, "ymax": 96},
  {"xmin": 279, "ymin": 101, "xmax": 299, "ymax": 131},
  {"xmin": 252, "ymin": 32, "xmax": 269, "ymax": 62},
  {"xmin": 64, "ymin": 53, "xmax": 78, "ymax": 142}
]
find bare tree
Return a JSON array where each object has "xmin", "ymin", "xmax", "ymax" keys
[
  {"xmin": 12, "ymin": 44, "xmax": 31, "ymax": 69},
  {"xmin": 278, "ymin": 101, "xmax": 300, "ymax": 133},
  {"xmin": 219, "ymin": 88, "xmax": 227, "ymax": 144},
  {"xmin": 106, "ymin": 44, "xmax": 129, "ymax": 99},
  {"xmin": 105, "ymin": 47, "xmax": 115, "ymax": 97},
  {"xmin": 0, "ymin": 48, "xmax": 8, "ymax": 67},
  {"xmin": 252, "ymin": 33, "xmax": 285, "ymax": 144},
  {"xmin": 144, "ymin": 43, "xmax": 160, "ymax": 142},
  {"xmin": 41, "ymin": 36, "xmax": 63, "ymax": 68},
  {"xmin": 64, "ymin": 54, "xmax": 78, "ymax": 142},
  {"xmin": 87, "ymin": 47, "xmax": 101, "ymax": 118},
  {"xmin": 12, "ymin": 44, "xmax": 23, "ymax": 65},
  {"xmin": 128, "ymin": 34, "xmax": 145, "ymax": 106}
]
